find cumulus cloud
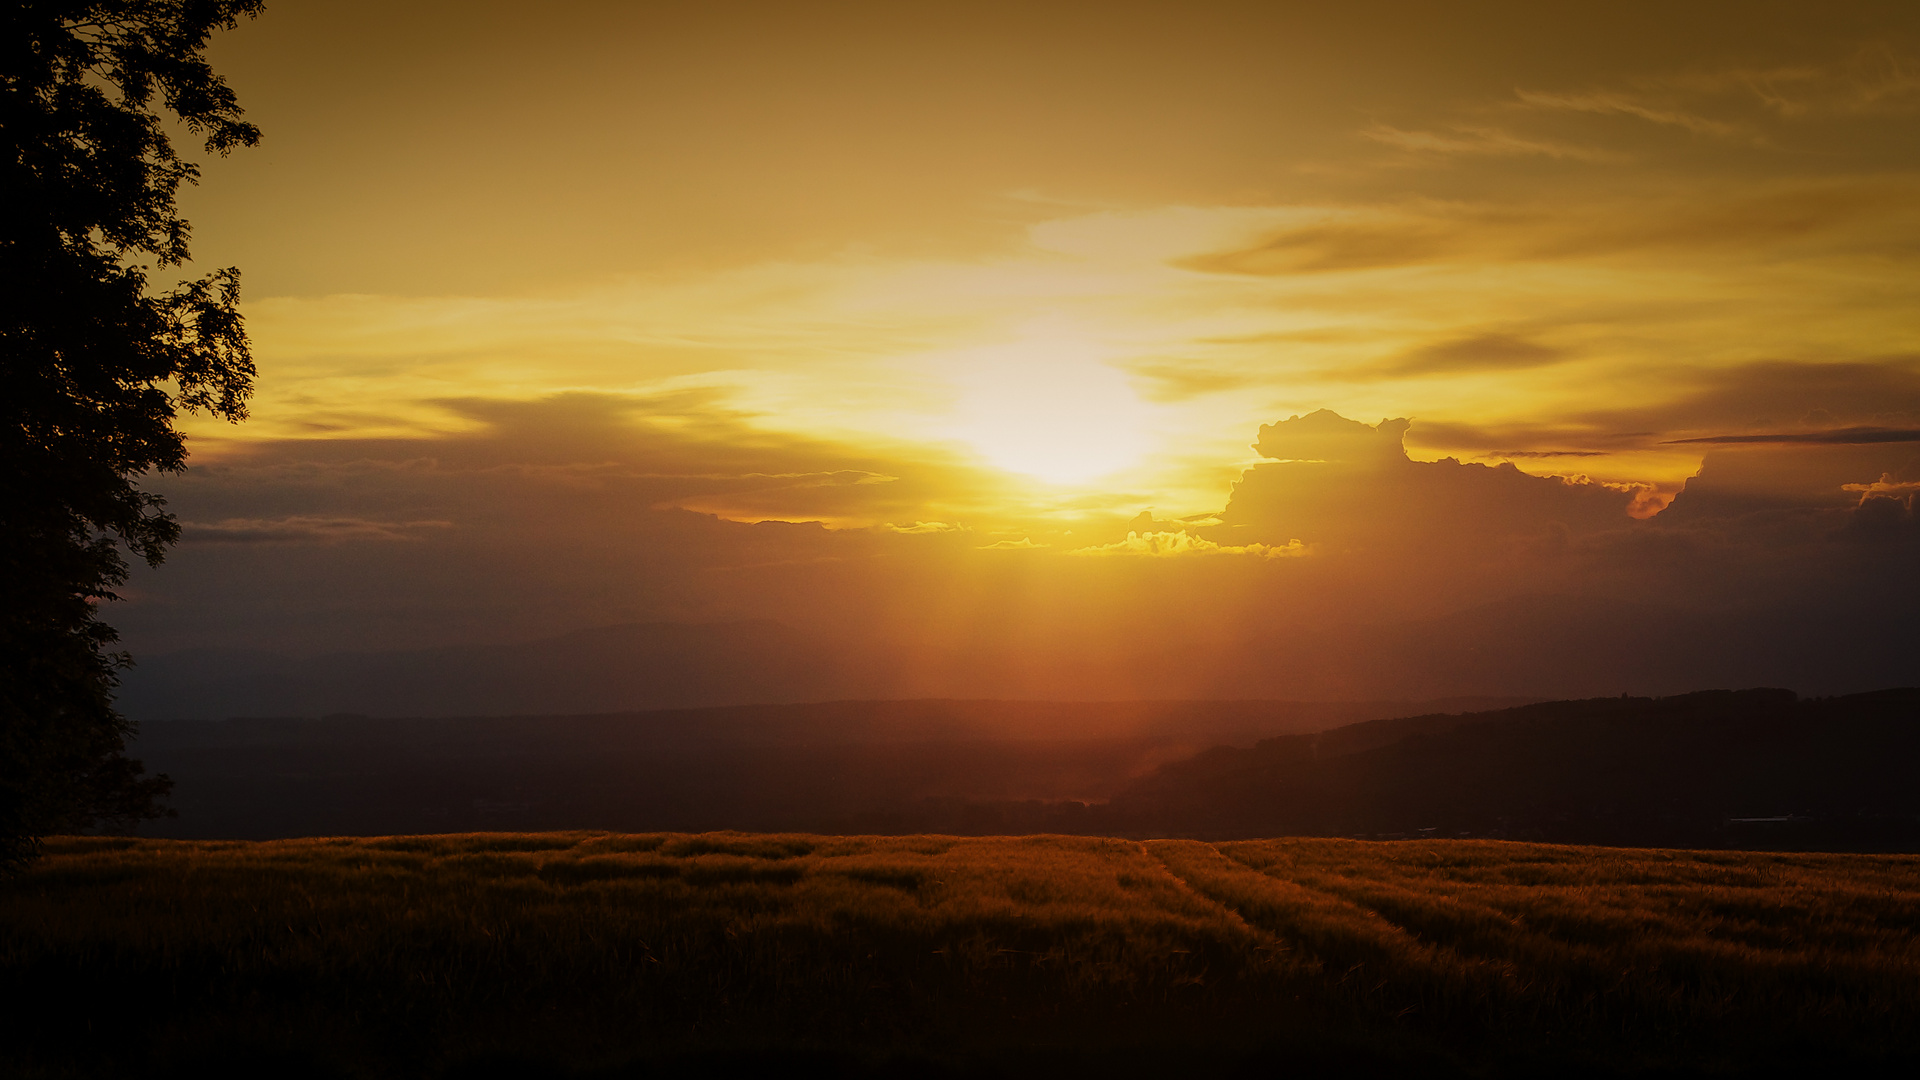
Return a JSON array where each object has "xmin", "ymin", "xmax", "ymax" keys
[
  {"xmin": 1218, "ymin": 412, "xmax": 1643, "ymax": 591},
  {"xmin": 1251, "ymin": 411, "xmax": 1414, "ymax": 464},
  {"xmin": 1844, "ymin": 474, "xmax": 1920, "ymax": 506},
  {"xmin": 1662, "ymin": 442, "xmax": 1920, "ymax": 521}
]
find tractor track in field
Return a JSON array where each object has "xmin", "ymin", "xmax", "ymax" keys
[
  {"xmin": 1137, "ymin": 839, "xmax": 1270, "ymax": 941},
  {"xmin": 1142, "ymin": 840, "xmax": 1455, "ymax": 972}
]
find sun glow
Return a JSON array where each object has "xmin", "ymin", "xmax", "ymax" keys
[{"xmin": 942, "ymin": 330, "xmax": 1158, "ymax": 486}]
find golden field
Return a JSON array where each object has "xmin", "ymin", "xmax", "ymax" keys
[{"xmin": 6, "ymin": 833, "xmax": 1920, "ymax": 1077}]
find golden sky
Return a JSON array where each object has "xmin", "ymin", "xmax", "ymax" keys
[{"xmin": 122, "ymin": 1, "xmax": 1920, "ymax": 705}]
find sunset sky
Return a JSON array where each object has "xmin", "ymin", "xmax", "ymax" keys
[{"xmin": 122, "ymin": 1, "xmax": 1920, "ymax": 710}]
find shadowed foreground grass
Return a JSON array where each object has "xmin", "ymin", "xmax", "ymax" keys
[{"xmin": 5, "ymin": 833, "xmax": 1920, "ymax": 1077}]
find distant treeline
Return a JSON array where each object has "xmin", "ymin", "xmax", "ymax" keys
[{"xmin": 126, "ymin": 690, "xmax": 1920, "ymax": 851}]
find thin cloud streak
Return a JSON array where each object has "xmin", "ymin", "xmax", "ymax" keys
[{"xmin": 1668, "ymin": 428, "xmax": 1920, "ymax": 445}]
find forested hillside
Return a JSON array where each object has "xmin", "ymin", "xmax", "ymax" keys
[{"xmin": 1100, "ymin": 689, "xmax": 1920, "ymax": 848}]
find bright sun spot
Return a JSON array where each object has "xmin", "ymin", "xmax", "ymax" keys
[{"xmin": 944, "ymin": 330, "xmax": 1156, "ymax": 485}]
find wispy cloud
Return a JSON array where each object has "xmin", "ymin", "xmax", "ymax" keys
[
  {"xmin": 1666, "ymin": 427, "xmax": 1920, "ymax": 446},
  {"xmin": 1663, "ymin": 52, "xmax": 1920, "ymax": 117},
  {"xmin": 1362, "ymin": 123, "xmax": 1617, "ymax": 161},
  {"xmin": 1514, "ymin": 89, "xmax": 1746, "ymax": 138},
  {"xmin": 185, "ymin": 517, "xmax": 454, "ymax": 544},
  {"xmin": 1380, "ymin": 333, "xmax": 1570, "ymax": 378},
  {"xmin": 1506, "ymin": 49, "xmax": 1920, "ymax": 145}
]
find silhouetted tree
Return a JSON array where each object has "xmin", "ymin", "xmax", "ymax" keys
[{"xmin": 2, "ymin": 0, "xmax": 262, "ymax": 869}]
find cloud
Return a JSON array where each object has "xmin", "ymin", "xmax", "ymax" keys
[
  {"xmin": 1252, "ymin": 410, "xmax": 1413, "ymax": 463},
  {"xmin": 1382, "ymin": 333, "xmax": 1569, "ymax": 377},
  {"xmin": 1649, "ymin": 52, "xmax": 1920, "ymax": 119},
  {"xmin": 1361, "ymin": 123, "xmax": 1616, "ymax": 161},
  {"xmin": 1838, "ymin": 487, "xmax": 1919, "ymax": 541},
  {"xmin": 1399, "ymin": 418, "xmax": 1654, "ymax": 455},
  {"xmin": 1836, "ymin": 47, "xmax": 1920, "ymax": 113},
  {"xmin": 1069, "ymin": 530, "xmax": 1306, "ymax": 559},
  {"xmin": 1175, "ymin": 181, "xmax": 1918, "ymax": 280},
  {"xmin": 1585, "ymin": 361, "xmax": 1920, "ymax": 442},
  {"xmin": 1844, "ymin": 474, "xmax": 1920, "ymax": 506},
  {"xmin": 123, "ymin": 391, "xmax": 1037, "ymax": 656},
  {"xmin": 1221, "ymin": 412, "xmax": 1642, "ymax": 576},
  {"xmin": 1662, "ymin": 440, "xmax": 1920, "ymax": 521},
  {"xmin": 184, "ymin": 517, "xmax": 453, "ymax": 544},
  {"xmin": 1125, "ymin": 361, "xmax": 1258, "ymax": 402},
  {"xmin": 1389, "ymin": 361, "xmax": 1920, "ymax": 493},
  {"xmin": 1514, "ymin": 89, "xmax": 1746, "ymax": 138},
  {"xmin": 1666, "ymin": 427, "xmax": 1920, "ymax": 446},
  {"xmin": 1177, "ymin": 212, "xmax": 1462, "ymax": 275},
  {"xmin": 397, "ymin": 391, "xmax": 1009, "ymax": 530}
]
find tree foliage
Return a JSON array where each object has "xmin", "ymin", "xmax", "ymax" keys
[{"xmin": 1, "ymin": 0, "xmax": 263, "ymax": 869}]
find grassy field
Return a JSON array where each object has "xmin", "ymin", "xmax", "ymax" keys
[{"xmin": 6, "ymin": 833, "xmax": 1920, "ymax": 1077}]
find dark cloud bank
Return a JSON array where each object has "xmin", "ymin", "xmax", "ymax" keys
[{"xmin": 117, "ymin": 395, "xmax": 1919, "ymax": 720}]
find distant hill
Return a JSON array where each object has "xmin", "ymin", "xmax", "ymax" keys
[
  {"xmin": 128, "ymin": 696, "xmax": 1525, "ymax": 839},
  {"xmin": 1098, "ymin": 688, "xmax": 1920, "ymax": 849}
]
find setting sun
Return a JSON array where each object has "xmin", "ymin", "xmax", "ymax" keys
[{"xmin": 943, "ymin": 327, "xmax": 1158, "ymax": 485}]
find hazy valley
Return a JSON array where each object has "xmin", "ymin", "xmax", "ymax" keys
[{"xmin": 129, "ymin": 688, "xmax": 1920, "ymax": 851}]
